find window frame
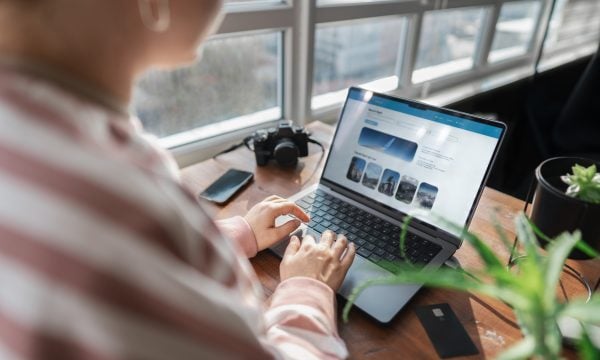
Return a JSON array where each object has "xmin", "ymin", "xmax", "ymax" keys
[{"xmin": 160, "ymin": 0, "xmax": 596, "ymax": 167}]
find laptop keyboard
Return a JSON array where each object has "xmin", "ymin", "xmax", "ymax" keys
[{"xmin": 295, "ymin": 189, "xmax": 442, "ymax": 270}]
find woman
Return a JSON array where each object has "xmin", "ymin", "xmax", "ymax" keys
[{"xmin": 0, "ymin": 0, "xmax": 356, "ymax": 359}]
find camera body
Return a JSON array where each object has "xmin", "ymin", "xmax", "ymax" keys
[{"xmin": 252, "ymin": 122, "xmax": 310, "ymax": 167}]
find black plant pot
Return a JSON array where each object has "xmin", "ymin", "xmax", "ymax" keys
[{"xmin": 529, "ymin": 157, "xmax": 600, "ymax": 259}]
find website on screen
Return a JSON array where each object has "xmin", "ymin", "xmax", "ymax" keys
[{"xmin": 323, "ymin": 90, "xmax": 502, "ymax": 235}]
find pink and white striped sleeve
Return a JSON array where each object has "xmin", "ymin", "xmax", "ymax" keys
[
  {"xmin": 215, "ymin": 217, "xmax": 348, "ymax": 358},
  {"xmin": 263, "ymin": 277, "xmax": 349, "ymax": 359},
  {"xmin": 216, "ymin": 216, "xmax": 258, "ymax": 258}
]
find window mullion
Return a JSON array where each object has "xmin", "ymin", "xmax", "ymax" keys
[
  {"xmin": 474, "ymin": 1, "xmax": 502, "ymax": 69},
  {"xmin": 289, "ymin": 0, "xmax": 317, "ymax": 125},
  {"xmin": 216, "ymin": 6, "xmax": 294, "ymax": 35},
  {"xmin": 316, "ymin": 1, "xmax": 425, "ymax": 23},
  {"xmin": 400, "ymin": 12, "xmax": 424, "ymax": 94},
  {"xmin": 530, "ymin": 0, "xmax": 559, "ymax": 71}
]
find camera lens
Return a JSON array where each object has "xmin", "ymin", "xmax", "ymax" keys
[{"xmin": 274, "ymin": 139, "xmax": 299, "ymax": 167}]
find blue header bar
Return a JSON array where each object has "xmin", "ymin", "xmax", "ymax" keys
[{"xmin": 348, "ymin": 89, "xmax": 503, "ymax": 138}]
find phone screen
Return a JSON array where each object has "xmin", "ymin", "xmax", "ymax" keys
[{"xmin": 199, "ymin": 169, "xmax": 254, "ymax": 204}]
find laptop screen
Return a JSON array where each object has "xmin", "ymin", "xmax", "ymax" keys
[{"xmin": 322, "ymin": 87, "xmax": 505, "ymax": 236}]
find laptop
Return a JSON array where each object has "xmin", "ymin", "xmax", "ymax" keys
[{"xmin": 271, "ymin": 87, "xmax": 506, "ymax": 323}]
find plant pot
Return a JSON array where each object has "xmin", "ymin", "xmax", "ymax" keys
[{"xmin": 529, "ymin": 157, "xmax": 600, "ymax": 259}]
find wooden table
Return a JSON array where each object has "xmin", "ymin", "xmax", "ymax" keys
[{"xmin": 181, "ymin": 121, "xmax": 599, "ymax": 359}]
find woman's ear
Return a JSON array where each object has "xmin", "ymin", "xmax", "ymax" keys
[{"xmin": 138, "ymin": 0, "xmax": 171, "ymax": 33}]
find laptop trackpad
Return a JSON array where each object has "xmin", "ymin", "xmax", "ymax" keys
[
  {"xmin": 339, "ymin": 255, "xmax": 421, "ymax": 323},
  {"xmin": 271, "ymin": 224, "xmax": 421, "ymax": 324}
]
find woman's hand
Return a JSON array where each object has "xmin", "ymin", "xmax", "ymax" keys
[
  {"xmin": 244, "ymin": 195, "xmax": 310, "ymax": 251},
  {"xmin": 280, "ymin": 231, "xmax": 356, "ymax": 291}
]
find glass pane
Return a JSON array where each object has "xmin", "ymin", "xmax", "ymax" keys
[
  {"xmin": 132, "ymin": 33, "xmax": 281, "ymax": 141},
  {"xmin": 489, "ymin": 1, "xmax": 542, "ymax": 63},
  {"xmin": 413, "ymin": 7, "xmax": 486, "ymax": 84},
  {"xmin": 543, "ymin": 0, "xmax": 600, "ymax": 53},
  {"xmin": 319, "ymin": 0, "xmax": 391, "ymax": 4},
  {"xmin": 226, "ymin": 0, "xmax": 280, "ymax": 3},
  {"xmin": 312, "ymin": 17, "xmax": 406, "ymax": 108}
]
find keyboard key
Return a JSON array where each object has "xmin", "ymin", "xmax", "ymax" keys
[
  {"xmin": 366, "ymin": 235, "xmax": 378, "ymax": 244},
  {"xmin": 296, "ymin": 200, "xmax": 311, "ymax": 209},
  {"xmin": 314, "ymin": 224, "xmax": 327, "ymax": 234},
  {"xmin": 357, "ymin": 247, "xmax": 372, "ymax": 258},
  {"xmin": 369, "ymin": 254, "xmax": 382, "ymax": 263},
  {"xmin": 384, "ymin": 253, "xmax": 397, "ymax": 262},
  {"xmin": 299, "ymin": 192, "xmax": 442, "ymax": 268}
]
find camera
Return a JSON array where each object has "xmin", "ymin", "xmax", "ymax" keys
[{"xmin": 252, "ymin": 122, "xmax": 310, "ymax": 167}]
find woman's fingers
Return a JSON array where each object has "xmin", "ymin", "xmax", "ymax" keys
[
  {"xmin": 332, "ymin": 235, "xmax": 348, "ymax": 258},
  {"xmin": 301, "ymin": 234, "xmax": 316, "ymax": 248},
  {"xmin": 274, "ymin": 219, "xmax": 302, "ymax": 238},
  {"xmin": 340, "ymin": 242, "xmax": 356, "ymax": 269},
  {"xmin": 269, "ymin": 201, "xmax": 310, "ymax": 222},
  {"xmin": 284, "ymin": 236, "xmax": 301, "ymax": 257},
  {"xmin": 320, "ymin": 230, "xmax": 335, "ymax": 248}
]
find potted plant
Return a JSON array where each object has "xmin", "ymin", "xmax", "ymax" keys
[
  {"xmin": 529, "ymin": 157, "xmax": 600, "ymax": 259},
  {"xmin": 343, "ymin": 213, "xmax": 600, "ymax": 359}
]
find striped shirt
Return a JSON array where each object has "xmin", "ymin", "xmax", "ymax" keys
[{"xmin": 0, "ymin": 66, "xmax": 348, "ymax": 360}]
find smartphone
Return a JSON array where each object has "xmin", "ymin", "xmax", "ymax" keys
[{"xmin": 199, "ymin": 169, "xmax": 254, "ymax": 205}]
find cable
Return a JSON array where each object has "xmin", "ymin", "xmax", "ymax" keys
[
  {"xmin": 307, "ymin": 137, "xmax": 325, "ymax": 152},
  {"xmin": 212, "ymin": 136, "xmax": 253, "ymax": 159}
]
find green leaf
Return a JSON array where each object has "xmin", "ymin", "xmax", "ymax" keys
[
  {"xmin": 432, "ymin": 215, "xmax": 506, "ymax": 272},
  {"xmin": 543, "ymin": 231, "xmax": 582, "ymax": 305},
  {"xmin": 342, "ymin": 264, "xmax": 531, "ymax": 322},
  {"xmin": 342, "ymin": 275, "xmax": 403, "ymax": 322},
  {"xmin": 578, "ymin": 325, "xmax": 600, "ymax": 360},
  {"xmin": 562, "ymin": 164, "xmax": 600, "ymax": 204},
  {"xmin": 562, "ymin": 296, "xmax": 600, "ymax": 325},
  {"xmin": 497, "ymin": 337, "xmax": 536, "ymax": 360},
  {"xmin": 399, "ymin": 215, "xmax": 412, "ymax": 263},
  {"xmin": 492, "ymin": 213, "xmax": 516, "ymax": 254},
  {"xmin": 515, "ymin": 213, "xmax": 541, "ymax": 265},
  {"xmin": 529, "ymin": 218, "xmax": 599, "ymax": 258},
  {"xmin": 574, "ymin": 239, "xmax": 600, "ymax": 258}
]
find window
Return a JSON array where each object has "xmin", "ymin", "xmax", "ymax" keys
[
  {"xmin": 489, "ymin": 1, "xmax": 542, "ymax": 63},
  {"xmin": 312, "ymin": 17, "xmax": 407, "ymax": 109},
  {"xmin": 128, "ymin": 0, "xmax": 600, "ymax": 162},
  {"xmin": 543, "ymin": 0, "xmax": 600, "ymax": 52},
  {"xmin": 133, "ymin": 32, "xmax": 281, "ymax": 144},
  {"xmin": 412, "ymin": 7, "xmax": 487, "ymax": 84},
  {"xmin": 538, "ymin": 0, "xmax": 600, "ymax": 70}
]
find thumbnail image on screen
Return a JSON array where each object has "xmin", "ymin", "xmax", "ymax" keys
[
  {"xmin": 395, "ymin": 175, "xmax": 418, "ymax": 204},
  {"xmin": 362, "ymin": 163, "xmax": 383, "ymax": 189},
  {"xmin": 358, "ymin": 127, "xmax": 418, "ymax": 162},
  {"xmin": 378, "ymin": 169, "xmax": 400, "ymax": 196},
  {"xmin": 416, "ymin": 183, "xmax": 438, "ymax": 210},
  {"xmin": 346, "ymin": 156, "xmax": 366, "ymax": 183}
]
